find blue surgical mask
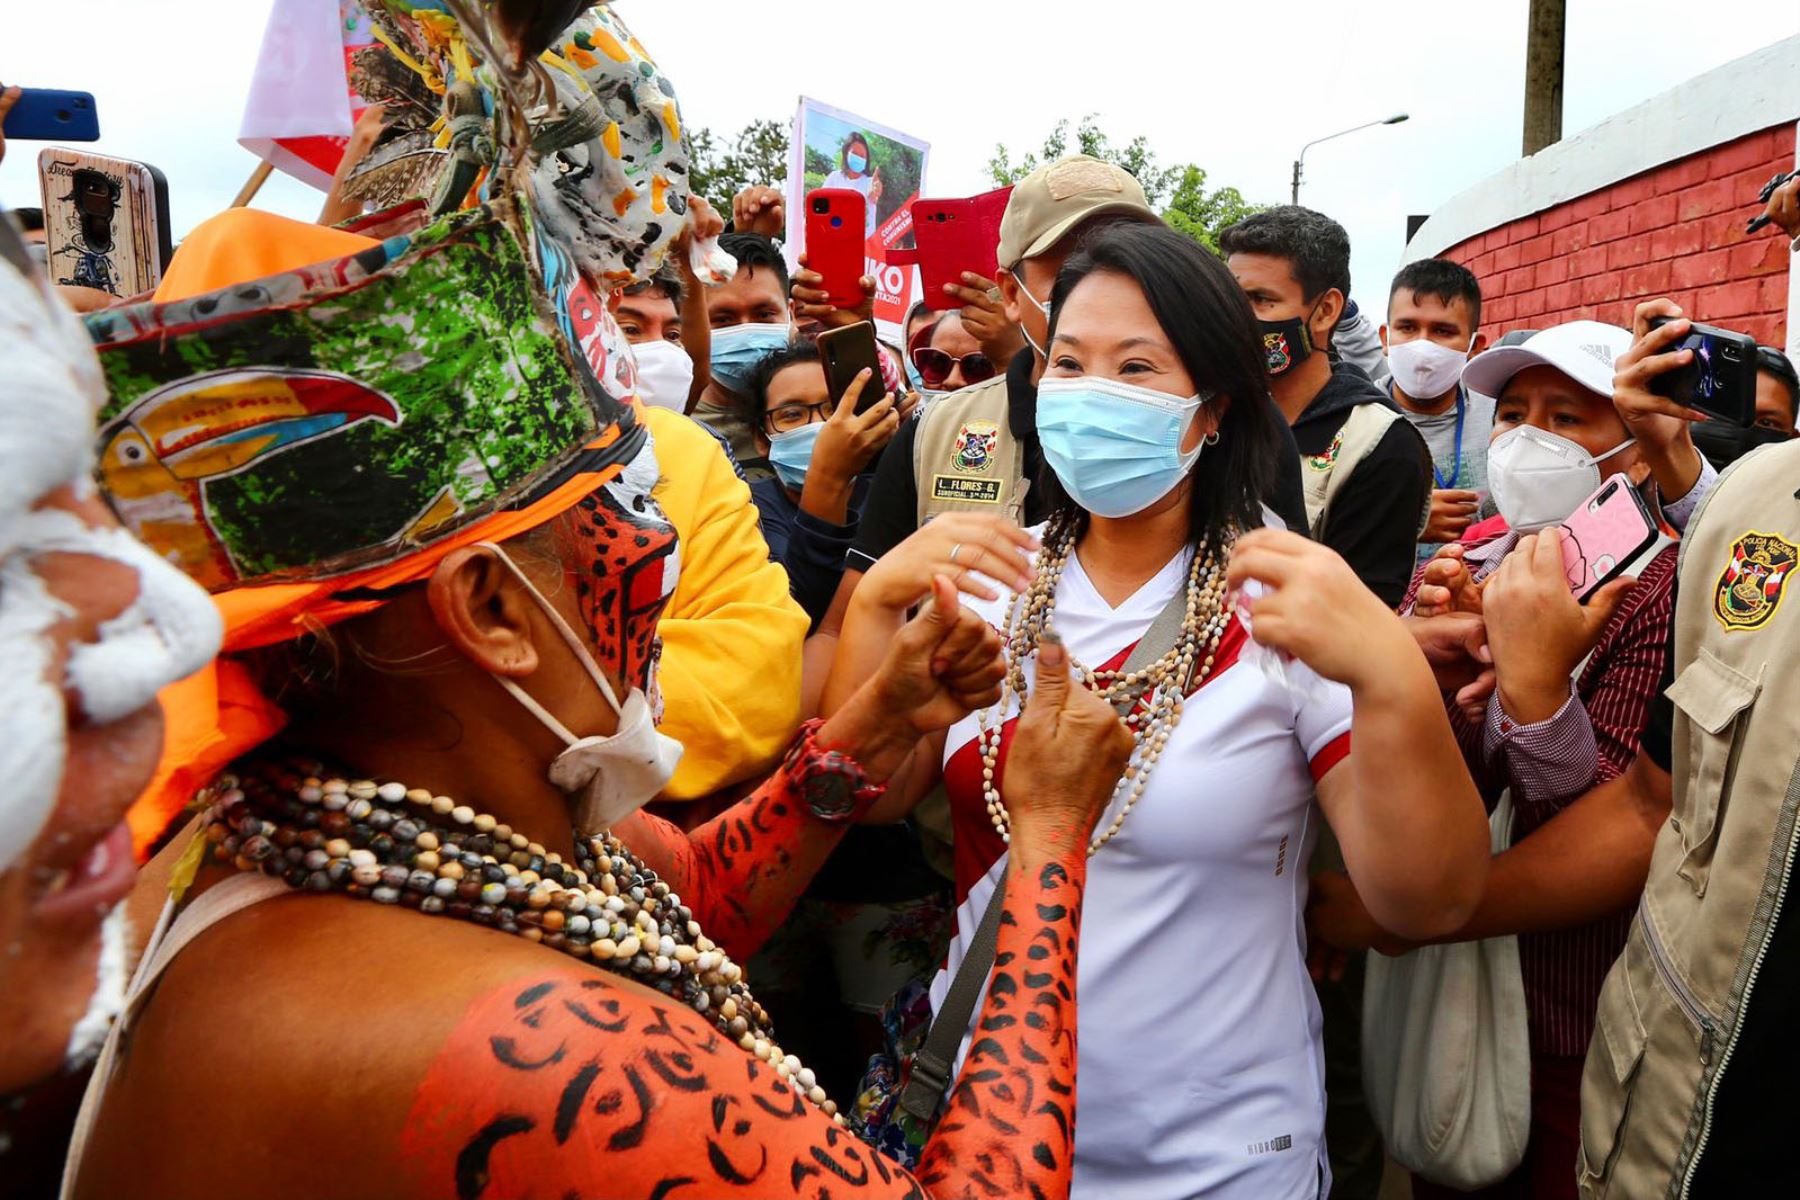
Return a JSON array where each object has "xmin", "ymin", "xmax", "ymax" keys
[
  {"xmin": 709, "ymin": 322, "xmax": 790, "ymax": 395},
  {"xmin": 1036, "ymin": 376, "xmax": 1210, "ymax": 518},
  {"xmin": 847, "ymin": 151, "xmax": 868, "ymax": 174},
  {"xmin": 768, "ymin": 421, "xmax": 824, "ymax": 490},
  {"xmin": 902, "ymin": 347, "xmax": 927, "ymax": 393}
]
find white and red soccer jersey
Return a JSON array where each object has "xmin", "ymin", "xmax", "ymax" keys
[{"xmin": 934, "ymin": 535, "xmax": 1353, "ymax": 1199}]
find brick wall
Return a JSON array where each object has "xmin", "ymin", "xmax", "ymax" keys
[{"xmin": 1441, "ymin": 125, "xmax": 1795, "ymax": 347}]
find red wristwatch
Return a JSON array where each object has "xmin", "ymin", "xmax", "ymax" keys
[{"xmin": 783, "ymin": 718, "xmax": 887, "ymax": 823}]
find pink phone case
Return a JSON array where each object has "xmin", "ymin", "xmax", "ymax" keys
[{"xmin": 1559, "ymin": 475, "xmax": 1659, "ymax": 602}]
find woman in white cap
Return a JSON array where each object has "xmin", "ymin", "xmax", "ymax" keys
[{"xmin": 1310, "ymin": 319, "xmax": 1685, "ymax": 1200}]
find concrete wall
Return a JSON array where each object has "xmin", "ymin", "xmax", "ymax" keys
[{"xmin": 1405, "ymin": 36, "xmax": 1800, "ymax": 355}]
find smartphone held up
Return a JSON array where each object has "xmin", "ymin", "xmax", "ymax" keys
[{"xmin": 37, "ymin": 148, "xmax": 172, "ymax": 297}]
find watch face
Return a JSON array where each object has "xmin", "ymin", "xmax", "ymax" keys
[{"xmin": 806, "ymin": 772, "xmax": 855, "ymax": 821}]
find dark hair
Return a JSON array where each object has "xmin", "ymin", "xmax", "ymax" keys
[
  {"xmin": 623, "ymin": 268, "xmax": 684, "ymax": 310},
  {"xmin": 1389, "ymin": 257, "xmax": 1483, "ymax": 331},
  {"xmin": 742, "ymin": 338, "xmax": 822, "ymax": 428},
  {"xmin": 1218, "ymin": 205, "xmax": 1352, "ymax": 304},
  {"xmin": 1758, "ymin": 345, "xmax": 1800, "ymax": 418},
  {"xmin": 12, "ymin": 207, "xmax": 43, "ymax": 233},
  {"xmin": 1042, "ymin": 222, "xmax": 1286, "ymax": 551},
  {"xmin": 719, "ymin": 232, "xmax": 789, "ymax": 293},
  {"xmin": 841, "ymin": 133, "xmax": 872, "ymax": 168}
]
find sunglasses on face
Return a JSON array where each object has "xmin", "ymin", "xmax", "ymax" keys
[{"xmin": 912, "ymin": 346, "xmax": 997, "ymax": 388}]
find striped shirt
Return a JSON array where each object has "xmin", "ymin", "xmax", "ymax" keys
[{"xmin": 1403, "ymin": 526, "xmax": 1679, "ymax": 1057}]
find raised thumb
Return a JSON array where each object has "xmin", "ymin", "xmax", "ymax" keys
[{"xmin": 1029, "ymin": 628, "xmax": 1072, "ymax": 715}]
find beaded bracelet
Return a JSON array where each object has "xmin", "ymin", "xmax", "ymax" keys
[{"xmin": 782, "ymin": 717, "xmax": 887, "ymax": 823}]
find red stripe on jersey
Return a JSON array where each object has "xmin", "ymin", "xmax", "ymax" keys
[
  {"xmin": 941, "ymin": 614, "xmax": 1250, "ymax": 905},
  {"xmin": 1308, "ymin": 731, "xmax": 1352, "ymax": 783}
]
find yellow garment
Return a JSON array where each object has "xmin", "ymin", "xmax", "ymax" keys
[{"xmin": 639, "ymin": 405, "xmax": 806, "ymax": 801}]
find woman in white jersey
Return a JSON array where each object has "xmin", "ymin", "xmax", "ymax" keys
[{"xmin": 827, "ymin": 223, "xmax": 1491, "ymax": 1197}]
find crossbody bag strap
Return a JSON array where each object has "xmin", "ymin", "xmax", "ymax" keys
[{"xmin": 896, "ymin": 566, "xmax": 1190, "ymax": 1123}]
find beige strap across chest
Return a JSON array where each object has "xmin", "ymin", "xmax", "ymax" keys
[
  {"xmin": 59, "ymin": 868, "xmax": 291, "ymax": 1200},
  {"xmin": 1303, "ymin": 403, "xmax": 1404, "ymax": 539}
]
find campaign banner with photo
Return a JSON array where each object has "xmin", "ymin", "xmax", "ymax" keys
[
  {"xmin": 239, "ymin": 0, "xmax": 375, "ymax": 190},
  {"xmin": 786, "ymin": 96, "xmax": 929, "ymax": 338}
]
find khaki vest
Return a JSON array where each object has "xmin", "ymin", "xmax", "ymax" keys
[
  {"xmin": 1578, "ymin": 440, "xmax": 1800, "ymax": 1197},
  {"xmin": 1301, "ymin": 403, "xmax": 1412, "ymax": 540},
  {"xmin": 912, "ymin": 376, "xmax": 1030, "ymax": 528}
]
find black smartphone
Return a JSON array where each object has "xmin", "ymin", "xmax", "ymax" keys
[
  {"xmin": 1647, "ymin": 317, "xmax": 1758, "ymax": 426},
  {"xmin": 816, "ymin": 321, "xmax": 886, "ymax": 415}
]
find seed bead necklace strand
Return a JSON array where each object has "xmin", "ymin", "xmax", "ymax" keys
[
  {"xmin": 198, "ymin": 759, "xmax": 843, "ymax": 1121},
  {"xmin": 977, "ymin": 513, "xmax": 1234, "ymax": 856}
]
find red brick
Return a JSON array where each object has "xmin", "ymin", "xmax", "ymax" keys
[
  {"xmin": 1545, "ymin": 280, "xmax": 1582, "ymax": 310},
  {"xmin": 1775, "ymin": 125, "xmax": 1798, "ymax": 155},
  {"xmin": 1569, "ymin": 245, "xmax": 1610, "ymax": 278},
  {"xmin": 1703, "ymin": 212, "xmax": 1751, "ymax": 250},
  {"xmin": 1516, "ymin": 233, "xmax": 1554, "ymax": 265},
  {"xmin": 1670, "ymin": 247, "xmax": 1732, "ymax": 289},
  {"xmin": 1650, "ymin": 221, "xmax": 1704, "ymax": 261},
  {"xmin": 1760, "ymin": 275, "xmax": 1792, "ymax": 311},
  {"xmin": 1470, "ymin": 251, "xmax": 1498, "ymax": 278},
  {"xmin": 1510, "ymin": 216, "xmax": 1541, "ymax": 242},
  {"xmin": 1582, "ymin": 273, "xmax": 1623, "ymax": 305},
  {"xmin": 1707, "ymin": 131, "xmax": 1776, "ymax": 179},
  {"xmin": 1597, "ymin": 300, "xmax": 1635, "ymax": 328},
  {"xmin": 1538, "ymin": 205, "xmax": 1578, "ymax": 234},
  {"xmin": 1551, "ymin": 222, "xmax": 1590, "ymax": 257},
  {"xmin": 1571, "ymin": 305, "xmax": 1599, "ymax": 322},
  {"xmin": 1450, "ymin": 234, "xmax": 1485, "ymax": 260},
  {"xmin": 1608, "ymin": 175, "xmax": 1655, "ymax": 209},
  {"xmin": 1620, "ymin": 261, "xmax": 1673, "ymax": 298},
  {"xmin": 1696, "ymin": 279, "xmax": 1763, "ymax": 319},
  {"xmin": 1653, "ymin": 156, "xmax": 1712, "ymax": 195},
  {"xmin": 1491, "ymin": 242, "xmax": 1523, "ymax": 271},
  {"xmin": 1738, "ymin": 313, "xmax": 1786, "ymax": 347},
  {"xmin": 1534, "ymin": 256, "xmax": 1573, "ymax": 287},
  {"xmin": 1627, "ymin": 195, "xmax": 1678, "ymax": 235},
  {"xmin": 1729, "ymin": 237, "xmax": 1790, "ymax": 277},
  {"xmin": 1678, "ymin": 179, "xmax": 1738, "ymax": 221},
  {"xmin": 1486, "ymin": 295, "xmax": 1516, "ymax": 324},
  {"xmin": 1607, "ymin": 233, "xmax": 1655, "ymax": 271},
  {"xmin": 1568, "ymin": 191, "xmax": 1611, "ymax": 221},
  {"xmin": 1589, "ymin": 209, "xmax": 1632, "ymax": 243}
]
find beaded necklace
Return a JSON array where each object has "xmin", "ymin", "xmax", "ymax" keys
[
  {"xmin": 977, "ymin": 512, "xmax": 1234, "ymax": 856},
  {"xmin": 198, "ymin": 758, "xmax": 841, "ymax": 1120}
]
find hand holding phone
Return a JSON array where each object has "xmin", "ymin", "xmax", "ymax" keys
[
  {"xmin": 2, "ymin": 87, "xmax": 100, "ymax": 144},
  {"xmin": 1558, "ymin": 474, "xmax": 1661, "ymax": 604},
  {"xmin": 804, "ymin": 188, "xmax": 868, "ymax": 309},
  {"xmin": 817, "ymin": 321, "xmax": 888, "ymax": 415},
  {"xmin": 1646, "ymin": 315, "xmax": 1758, "ymax": 426}
]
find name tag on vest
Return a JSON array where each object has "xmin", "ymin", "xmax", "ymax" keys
[{"xmin": 931, "ymin": 475, "xmax": 1004, "ymax": 504}]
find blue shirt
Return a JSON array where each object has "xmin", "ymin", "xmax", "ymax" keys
[{"xmin": 750, "ymin": 474, "xmax": 873, "ymax": 629}]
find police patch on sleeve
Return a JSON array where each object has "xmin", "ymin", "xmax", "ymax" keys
[{"xmin": 1714, "ymin": 531, "xmax": 1799, "ymax": 632}]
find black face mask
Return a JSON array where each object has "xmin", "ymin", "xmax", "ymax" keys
[
  {"xmin": 1692, "ymin": 419, "xmax": 1791, "ymax": 470},
  {"xmin": 1258, "ymin": 302, "xmax": 1323, "ymax": 377}
]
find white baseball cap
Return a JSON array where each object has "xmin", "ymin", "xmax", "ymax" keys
[{"xmin": 1461, "ymin": 319, "xmax": 1632, "ymax": 400}]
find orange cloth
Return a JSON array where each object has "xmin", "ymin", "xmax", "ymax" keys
[{"xmin": 129, "ymin": 208, "xmax": 630, "ymax": 857}]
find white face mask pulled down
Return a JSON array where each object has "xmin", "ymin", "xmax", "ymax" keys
[
  {"xmin": 1387, "ymin": 334, "xmax": 1473, "ymax": 402},
  {"xmin": 477, "ymin": 543, "xmax": 684, "ymax": 834},
  {"xmin": 1486, "ymin": 425, "xmax": 1636, "ymax": 533}
]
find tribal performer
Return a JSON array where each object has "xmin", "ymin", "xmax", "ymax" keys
[{"xmin": 53, "ymin": 4, "xmax": 1137, "ymax": 1199}]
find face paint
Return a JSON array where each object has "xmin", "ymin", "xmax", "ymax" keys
[
  {"xmin": 62, "ymin": 906, "xmax": 130, "ymax": 1069},
  {"xmin": 553, "ymin": 436, "xmax": 679, "ymax": 693}
]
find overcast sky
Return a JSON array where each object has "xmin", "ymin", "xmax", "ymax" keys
[{"xmin": 5, "ymin": 0, "xmax": 1797, "ymax": 311}]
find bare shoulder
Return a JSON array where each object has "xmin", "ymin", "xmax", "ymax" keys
[{"xmin": 74, "ymin": 891, "xmax": 919, "ymax": 1200}]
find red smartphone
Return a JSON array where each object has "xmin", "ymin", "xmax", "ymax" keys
[
  {"xmin": 1559, "ymin": 475, "xmax": 1661, "ymax": 603},
  {"xmin": 804, "ymin": 188, "xmax": 868, "ymax": 309},
  {"xmin": 909, "ymin": 186, "xmax": 1011, "ymax": 311}
]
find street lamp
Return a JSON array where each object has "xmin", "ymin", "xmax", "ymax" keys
[{"xmin": 1291, "ymin": 113, "xmax": 1410, "ymax": 204}]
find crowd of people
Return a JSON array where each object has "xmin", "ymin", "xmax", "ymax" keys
[{"xmin": 4, "ymin": 5, "xmax": 1800, "ymax": 1199}]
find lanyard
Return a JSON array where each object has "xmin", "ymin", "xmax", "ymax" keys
[{"xmin": 1430, "ymin": 390, "xmax": 1467, "ymax": 490}]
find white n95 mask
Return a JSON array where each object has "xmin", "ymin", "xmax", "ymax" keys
[
  {"xmin": 1486, "ymin": 425, "xmax": 1635, "ymax": 533},
  {"xmin": 476, "ymin": 542, "xmax": 684, "ymax": 832}
]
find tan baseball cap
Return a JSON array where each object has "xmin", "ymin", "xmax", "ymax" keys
[{"xmin": 996, "ymin": 155, "xmax": 1157, "ymax": 269}]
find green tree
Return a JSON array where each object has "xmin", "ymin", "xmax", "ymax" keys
[
  {"xmin": 688, "ymin": 117, "xmax": 789, "ymax": 211},
  {"xmin": 988, "ymin": 115, "xmax": 1263, "ymax": 252}
]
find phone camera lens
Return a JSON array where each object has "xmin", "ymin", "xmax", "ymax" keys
[
  {"xmin": 830, "ymin": 216, "xmax": 843, "ymax": 229},
  {"xmin": 812, "ymin": 199, "xmax": 828, "ymax": 214}
]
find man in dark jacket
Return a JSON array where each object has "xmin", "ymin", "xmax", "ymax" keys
[{"xmin": 1223, "ymin": 206, "xmax": 1431, "ymax": 608}]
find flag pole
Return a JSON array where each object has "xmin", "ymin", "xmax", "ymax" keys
[{"xmin": 231, "ymin": 160, "xmax": 275, "ymax": 208}]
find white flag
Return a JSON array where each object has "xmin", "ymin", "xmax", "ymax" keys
[{"xmin": 237, "ymin": 0, "xmax": 373, "ymax": 190}]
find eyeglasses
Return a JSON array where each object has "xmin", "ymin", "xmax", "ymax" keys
[
  {"xmin": 764, "ymin": 400, "xmax": 835, "ymax": 435},
  {"xmin": 912, "ymin": 346, "xmax": 997, "ymax": 389}
]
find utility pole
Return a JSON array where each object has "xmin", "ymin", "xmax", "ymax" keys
[{"xmin": 1523, "ymin": 0, "xmax": 1565, "ymax": 156}]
